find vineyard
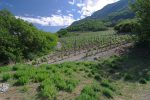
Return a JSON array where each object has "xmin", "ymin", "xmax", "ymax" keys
[{"xmin": 31, "ymin": 30, "xmax": 136, "ymax": 65}]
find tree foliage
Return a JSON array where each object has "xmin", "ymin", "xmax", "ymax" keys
[
  {"xmin": 0, "ymin": 10, "xmax": 58, "ymax": 63},
  {"xmin": 57, "ymin": 29, "xmax": 68, "ymax": 38},
  {"xmin": 132, "ymin": 0, "xmax": 150, "ymax": 45},
  {"xmin": 114, "ymin": 19, "xmax": 139, "ymax": 33}
]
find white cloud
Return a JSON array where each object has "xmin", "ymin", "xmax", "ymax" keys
[
  {"xmin": 68, "ymin": 14, "xmax": 73, "ymax": 17},
  {"xmin": 76, "ymin": 0, "xmax": 119, "ymax": 18},
  {"xmin": 68, "ymin": 0, "xmax": 75, "ymax": 5},
  {"xmin": 56, "ymin": 10, "xmax": 61, "ymax": 14},
  {"xmin": 16, "ymin": 14, "xmax": 75, "ymax": 26}
]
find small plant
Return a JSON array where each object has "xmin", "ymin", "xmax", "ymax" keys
[
  {"xmin": 124, "ymin": 73, "xmax": 133, "ymax": 81},
  {"xmin": 65, "ymin": 79, "xmax": 78, "ymax": 92},
  {"xmin": 41, "ymin": 57, "xmax": 48, "ymax": 62},
  {"xmin": 17, "ymin": 76, "xmax": 30, "ymax": 85},
  {"xmin": 76, "ymin": 84, "xmax": 101, "ymax": 100},
  {"xmin": 102, "ymin": 88, "xmax": 113, "ymax": 98},
  {"xmin": 32, "ymin": 73, "xmax": 49, "ymax": 82},
  {"xmin": 139, "ymin": 78, "xmax": 147, "ymax": 84},
  {"xmin": 101, "ymin": 80, "xmax": 115, "ymax": 91},
  {"xmin": 14, "ymin": 71, "xmax": 26, "ymax": 79},
  {"xmin": 94, "ymin": 74, "xmax": 102, "ymax": 81},
  {"xmin": 40, "ymin": 79, "xmax": 57, "ymax": 99},
  {"xmin": 32, "ymin": 60, "xmax": 38, "ymax": 65},
  {"xmin": 87, "ymin": 73, "xmax": 92, "ymax": 77},
  {"xmin": 12, "ymin": 65, "xmax": 20, "ymax": 71},
  {"xmin": 2, "ymin": 73, "xmax": 11, "ymax": 81}
]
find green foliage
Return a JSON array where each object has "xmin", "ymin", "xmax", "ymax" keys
[
  {"xmin": 17, "ymin": 76, "xmax": 30, "ymax": 85},
  {"xmin": 2, "ymin": 73, "xmax": 11, "ymax": 81},
  {"xmin": 65, "ymin": 79, "xmax": 78, "ymax": 92},
  {"xmin": 101, "ymin": 80, "xmax": 115, "ymax": 91},
  {"xmin": 114, "ymin": 19, "xmax": 139, "ymax": 33},
  {"xmin": 94, "ymin": 74, "xmax": 102, "ymax": 81},
  {"xmin": 139, "ymin": 78, "xmax": 147, "ymax": 84},
  {"xmin": 0, "ymin": 9, "xmax": 58, "ymax": 63},
  {"xmin": 0, "ymin": 66, "xmax": 12, "ymax": 73},
  {"xmin": 33, "ymin": 73, "xmax": 49, "ymax": 82},
  {"xmin": 57, "ymin": 29, "xmax": 68, "ymax": 38},
  {"xmin": 76, "ymin": 84, "xmax": 101, "ymax": 100},
  {"xmin": 132, "ymin": 0, "xmax": 150, "ymax": 46},
  {"xmin": 124, "ymin": 73, "xmax": 133, "ymax": 81},
  {"xmin": 67, "ymin": 19, "xmax": 107, "ymax": 32},
  {"xmin": 40, "ymin": 79, "xmax": 57, "ymax": 99},
  {"xmin": 102, "ymin": 88, "xmax": 113, "ymax": 98}
]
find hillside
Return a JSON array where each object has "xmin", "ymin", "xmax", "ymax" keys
[
  {"xmin": 70, "ymin": 0, "xmax": 135, "ymax": 29},
  {"xmin": 90, "ymin": 0, "xmax": 134, "ymax": 20}
]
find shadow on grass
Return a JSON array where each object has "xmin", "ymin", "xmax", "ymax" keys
[{"xmin": 96, "ymin": 45, "xmax": 150, "ymax": 82}]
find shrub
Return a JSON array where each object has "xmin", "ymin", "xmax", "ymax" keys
[
  {"xmin": 17, "ymin": 76, "xmax": 30, "ymax": 85},
  {"xmin": 65, "ymin": 79, "xmax": 78, "ymax": 92},
  {"xmin": 14, "ymin": 71, "xmax": 26, "ymax": 79},
  {"xmin": 32, "ymin": 60, "xmax": 38, "ymax": 65},
  {"xmin": 12, "ymin": 65, "xmax": 20, "ymax": 71},
  {"xmin": 41, "ymin": 57, "xmax": 48, "ymax": 62},
  {"xmin": 102, "ymin": 88, "xmax": 113, "ymax": 98},
  {"xmin": 0, "ymin": 67, "xmax": 12, "ymax": 72},
  {"xmin": 101, "ymin": 80, "xmax": 115, "ymax": 91},
  {"xmin": 76, "ymin": 84, "xmax": 101, "ymax": 100},
  {"xmin": 32, "ymin": 73, "xmax": 49, "ymax": 82},
  {"xmin": 0, "ymin": 10, "xmax": 58, "ymax": 63},
  {"xmin": 114, "ymin": 19, "xmax": 138, "ymax": 33},
  {"xmin": 87, "ymin": 73, "xmax": 92, "ymax": 77},
  {"xmin": 40, "ymin": 79, "xmax": 57, "ymax": 99},
  {"xmin": 124, "ymin": 73, "xmax": 133, "ymax": 81},
  {"xmin": 94, "ymin": 74, "xmax": 102, "ymax": 81},
  {"xmin": 139, "ymin": 78, "xmax": 147, "ymax": 84},
  {"xmin": 2, "ymin": 73, "xmax": 11, "ymax": 81},
  {"xmin": 76, "ymin": 93, "xmax": 96, "ymax": 100}
]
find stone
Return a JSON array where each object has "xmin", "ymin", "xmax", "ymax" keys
[{"xmin": 0, "ymin": 83, "xmax": 9, "ymax": 93}]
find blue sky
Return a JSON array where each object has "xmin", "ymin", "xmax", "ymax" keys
[{"xmin": 0, "ymin": 0, "xmax": 119, "ymax": 32}]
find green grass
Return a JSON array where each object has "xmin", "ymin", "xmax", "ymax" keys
[
  {"xmin": 102, "ymin": 88, "xmax": 113, "ymax": 98},
  {"xmin": 0, "ymin": 47, "xmax": 150, "ymax": 99},
  {"xmin": 76, "ymin": 84, "xmax": 101, "ymax": 100},
  {"xmin": 2, "ymin": 73, "xmax": 11, "ymax": 82}
]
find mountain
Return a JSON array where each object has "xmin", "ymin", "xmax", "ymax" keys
[{"xmin": 70, "ymin": 0, "xmax": 135, "ymax": 27}]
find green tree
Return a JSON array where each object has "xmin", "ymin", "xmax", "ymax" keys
[
  {"xmin": 0, "ymin": 9, "xmax": 58, "ymax": 63},
  {"xmin": 132, "ymin": 0, "xmax": 150, "ymax": 46}
]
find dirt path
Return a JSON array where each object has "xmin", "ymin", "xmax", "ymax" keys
[{"xmin": 48, "ymin": 43, "xmax": 133, "ymax": 65}]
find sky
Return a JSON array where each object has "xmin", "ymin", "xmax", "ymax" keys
[{"xmin": 0, "ymin": 0, "xmax": 119, "ymax": 32}]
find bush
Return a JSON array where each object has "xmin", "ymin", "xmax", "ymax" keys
[
  {"xmin": 40, "ymin": 79, "xmax": 57, "ymax": 99},
  {"xmin": 94, "ymin": 74, "xmax": 102, "ymax": 81},
  {"xmin": 2, "ymin": 73, "xmax": 11, "ymax": 81},
  {"xmin": 0, "ymin": 10, "xmax": 58, "ymax": 63},
  {"xmin": 17, "ymin": 76, "xmax": 30, "ymax": 85},
  {"xmin": 124, "ymin": 73, "xmax": 133, "ymax": 81},
  {"xmin": 76, "ymin": 84, "xmax": 101, "ymax": 100},
  {"xmin": 114, "ymin": 19, "xmax": 139, "ymax": 33},
  {"xmin": 0, "ymin": 67, "xmax": 12, "ymax": 72},
  {"xmin": 32, "ymin": 73, "xmax": 49, "ymax": 82},
  {"xmin": 139, "ymin": 78, "xmax": 147, "ymax": 84},
  {"xmin": 76, "ymin": 93, "xmax": 96, "ymax": 100},
  {"xmin": 65, "ymin": 79, "xmax": 78, "ymax": 92},
  {"xmin": 14, "ymin": 71, "xmax": 26, "ymax": 79},
  {"xmin": 101, "ymin": 80, "xmax": 115, "ymax": 91},
  {"xmin": 102, "ymin": 88, "xmax": 113, "ymax": 98}
]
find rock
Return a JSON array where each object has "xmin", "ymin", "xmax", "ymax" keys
[{"xmin": 0, "ymin": 83, "xmax": 9, "ymax": 93}]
